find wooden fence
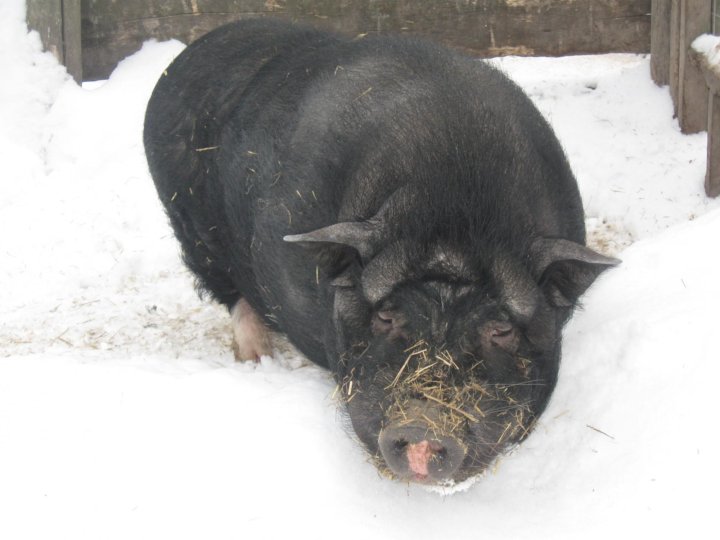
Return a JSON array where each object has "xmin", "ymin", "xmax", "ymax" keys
[
  {"xmin": 651, "ymin": 0, "xmax": 719, "ymax": 197},
  {"xmin": 28, "ymin": 0, "xmax": 651, "ymax": 83},
  {"xmin": 27, "ymin": 2, "xmax": 720, "ymax": 198},
  {"xmin": 26, "ymin": 0, "xmax": 82, "ymax": 82}
]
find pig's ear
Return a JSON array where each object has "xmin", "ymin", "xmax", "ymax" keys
[
  {"xmin": 531, "ymin": 238, "xmax": 620, "ymax": 307},
  {"xmin": 284, "ymin": 187, "xmax": 406, "ymax": 259},
  {"xmin": 283, "ymin": 221, "xmax": 382, "ymax": 261}
]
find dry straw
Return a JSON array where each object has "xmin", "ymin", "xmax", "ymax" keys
[{"xmin": 336, "ymin": 337, "xmax": 537, "ymax": 477}]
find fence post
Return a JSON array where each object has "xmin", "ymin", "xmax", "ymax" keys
[
  {"xmin": 651, "ymin": 0, "xmax": 671, "ymax": 86},
  {"xmin": 691, "ymin": 42, "xmax": 720, "ymax": 197},
  {"xmin": 26, "ymin": 0, "xmax": 82, "ymax": 83},
  {"xmin": 707, "ymin": 95, "xmax": 720, "ymax": 196},
  {"xmin": 677, "ymin": 0, "xmax": 711, "ymax": 134}
]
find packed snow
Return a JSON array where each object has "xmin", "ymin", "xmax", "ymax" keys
[
  {"xmin": 692, "ymin": 33, "xmax": 720, "ymax": 67},
  {"xmin": 1, "ymin": 1, "xmax": 719, "ymax": 538}
]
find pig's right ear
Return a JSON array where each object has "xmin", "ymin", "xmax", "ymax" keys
[
  {"xmin": 283, "ymin": 221, "xmax": 382, "ymax": 262},
  {"xmin": 530, "ymin": 238, "xmax": 620, "ymax": 308}
]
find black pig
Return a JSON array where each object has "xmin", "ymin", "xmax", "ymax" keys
[{"xmin": 144, "ymin": 19, "xmax": 618, "ymax": 485}]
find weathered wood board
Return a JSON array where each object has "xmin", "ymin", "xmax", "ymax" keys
[
  {"xmin": 27, "ymin": 0, "xmax": 82, "ymax": 82},
  {"xmin": 690, "ymin": 46, "xmax": 720, "ymax": 197},
  {"xmin": 80, "ymin": 0, "xmax": 651, "ymax": 81},
  {"xmin": 707, "ymin": 96, "xmax": 720, "ymax": 197},
  {"xmin": 651, "ymin": 0, "xmax": 671, "ymax": 86},
  {"xmin": 676, "ymin": 0, "xmax": 711, "ymax": 134}
]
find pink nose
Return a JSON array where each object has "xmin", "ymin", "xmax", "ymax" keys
[
  {"xmin": 406, "ymin": 440, "xmax": 437, "ymax": 478},
  {"xmin": 378, "ymin": 425, "xmax": 466, "ymax": 482}
]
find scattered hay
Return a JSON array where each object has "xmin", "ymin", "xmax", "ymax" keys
[
  {"xmin": 380, "ymin": 340, "xmax": 533, "ymax": 443},
  {"xmin": 335, "ymin": 339, "xmax": 538, "ymax": 478},
  {"xmin": 586, "ymin": 424, "xmax": 615, "ymax": 440},
  {"xmin": 337, "ymin": 367, "xmax": 360, "ymax": 403}
]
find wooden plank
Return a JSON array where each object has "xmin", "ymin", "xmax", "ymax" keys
[
  {"xmin": 690, "ymin": 45, "xmax": 720, "ymax": 197},
  {"xmin": 26, "ymin": 0, "xmax": 83, "ymax": 82},
  {"xmin": 26, "ymin": 0, "xmax": 64, "ymax": 61},
  {"xmin": 669, "ymin": 1, "xmax": 681, "ymax": 116},
  {"xmin": 80, "ymin": 0, "xmax": 651, "ymax": 81},
  {"xmin": 677, "ymin": 0, "xmax": 711, "ymax": 134},
  {"xmin": 651, "ymin": 0, "xmax": 671, "ymax": 86},
  {"xmin": 706, "ymin": 93, "xmax": 720, "ymax": 197},
  {"xmin": 62, "ymin": 0, "xmax": 83, "ymax": 82}
]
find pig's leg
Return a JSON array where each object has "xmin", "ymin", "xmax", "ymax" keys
[{"xmin": 230, "ymin": 298, "xmax": 272, "ymax": 361}]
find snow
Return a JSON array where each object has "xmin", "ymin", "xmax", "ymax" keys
[
  {"xmin": 692, "ymin": 33, "xmax": 720, "ymax": 67},
  {"xmin": 1, "ymin": 1, "xmax": 718, "ymax": 538},
  {"xmin": 489, "ymin": 54, "xmax": 713, "ymax": 250}
]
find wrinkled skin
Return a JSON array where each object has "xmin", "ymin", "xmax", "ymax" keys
[{"xmin": 144, "ymin": 19, "xmax": 618, "ymax": 485}]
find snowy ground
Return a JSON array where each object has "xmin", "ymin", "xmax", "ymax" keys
[{"xmin": 1, "ymin": 1, "xmax": 719, "ymax": 538}]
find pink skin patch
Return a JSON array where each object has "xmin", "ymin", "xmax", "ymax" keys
[
  {"xmin": 406, "ymin": 441, "xmax": 432, "ymax": 479},
  {"xmin": 230, "ymin": 298, "xmax": 271, "ymax": 362}
]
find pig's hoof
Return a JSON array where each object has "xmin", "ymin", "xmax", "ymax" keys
[{"xmin": 230, "ymin": 298, "xmax": 272, "ymax": 362}]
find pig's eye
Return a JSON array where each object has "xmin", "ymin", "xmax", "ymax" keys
[
  {"xmin": 490, "ymin": 321, "xmax": 513, "ymax": 337},
  {"xmin": 372, "ymin": 311, "xmax": 395, "ymax": 334},
  {"xmin": 377, "ymin": 311, "xmax": 394, "ymax": 325},
  {"xmin": 485, "ymin": 321, "xmax": 518, "ymax": 350}
]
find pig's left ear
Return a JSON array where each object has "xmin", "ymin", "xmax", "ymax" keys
[
  {"xmin": 531, "ymin": 238, "xmax": 620, "ymax": 307},
  {"xmin": 283, "ymin": 220, "xmax": 382, "ymax": 261}
]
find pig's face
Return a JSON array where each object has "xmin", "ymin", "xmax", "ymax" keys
[
  {"xmin": 286, "ymin": 226, "xmax": 618, "ymax": 485},
  {"xmin": 331, "ymin": 253, "xmax": 560, "ymax": 483}
]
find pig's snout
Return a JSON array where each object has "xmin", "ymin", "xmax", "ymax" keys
[
  {"xmin": 379, "ymin": 424, "xmax": 466, "ymax": 482},
  {"xmin": 378, "ymin": 400, "xmax": 467, "ymax": 483}
]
